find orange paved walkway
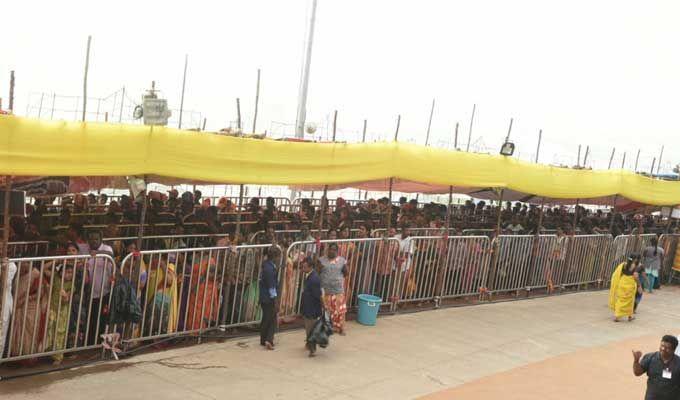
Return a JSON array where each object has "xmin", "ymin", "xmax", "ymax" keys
[{"xmin": 419, "ymin": 332, "xmax": 661, "ymax": 400}]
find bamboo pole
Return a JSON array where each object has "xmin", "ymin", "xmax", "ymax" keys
[
  {"xmin": 9, "ymin": 71, "xmax": 15, "ymax": 112},
  {"xmin": 466, "ymin": 104, "xmax": 476, "ymax": 152},
  {"xmin": 535, "ymin": 129, "xmax": 542, "ymax": 163},
  {"xmin": 577, "ymin": 145, "xmax": 582, "ymax": 167},
  {"xmin": 635, "ymin": 149, "xmax": 641, "ymax": 172},
  {"xmin": 425, "ymin": 98, "xmax": 435, "ymax": 146},
  {"xmin": 607, "ymin": 147, "xmax": 616, "ymax": 170},
  {"xmin": 37, "ymin": 93, "xmax": 45, "ymax": 118},
  {"xmin": 657, "ymin": 146, "xmax": 664, "ymax": 175},
  {"xmin": 82, "ymin": 36, "xmax": 92, "ymax": 122},
  {"xmin": 385, "ymin": 115, "xmax": 400, "ymax": 236},
  {"xmin": 235, "ymin": 100, "xmax": 245, "ymax": 242},
  {"xmin": 583, "ymin": 145, "xmax": 590, "ymax": 167},
  {"xmin": 0, "ymin": 176, "xmax": 13, "ymax": 341},
  {"xmin": 136, "ymin": 176, "xmax": 148, "ymax": 250},
  {"xmin": 119, "ymin": 87, "xmax": 125, "ymax": 122},
  {"xmin": 318, "ymin": 110, "xmax": 338, "ymax": 235},
  {"xmin": 454, "ymin": 122, "xmax": 459, "ymax": 149},
  {"xmin": 178, "ymin": 54, "xmax": 188, "ymax": 129},
  {"xmin": 496, "ymin": 189, "xmax": 505, "ymax": 233},
  {"xmin": 621, "ymin": 152, "xmax": 626, "ymax": 169},
  {"xmin": 252, "ymin": 69, "xmax": 261, "ymax": 134}
]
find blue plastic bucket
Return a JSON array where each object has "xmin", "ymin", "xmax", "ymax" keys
[{"xmin": 357, "ymin": 294, "xmax": 382, "ymax": 326}]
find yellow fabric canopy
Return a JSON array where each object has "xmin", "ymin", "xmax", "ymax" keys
[{"xmin": 1, "ymin": 115, "xmax": 679, "ymax": 206}]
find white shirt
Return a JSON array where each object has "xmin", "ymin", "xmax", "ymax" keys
[
  {"xmin": 394, "ymin": 235, "xmax": 414, "ymax": 272},
  {"xmin": 81, "ymin": 243, "xmax": 115, "ymax": 299}
]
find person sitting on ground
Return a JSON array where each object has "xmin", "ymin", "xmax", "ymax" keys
[{"xmin": 633, "ymin": 335, "xmax": 680, "ymax": 400}]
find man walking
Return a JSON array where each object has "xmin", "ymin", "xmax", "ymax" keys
[
  {"xmin": 633, "ymin": 335, "xmax": 680, "ymax": 399},
  {"xmin": 300, "ymin": 256, "xmax": 322, "ymax": 357},
  {"xmin": 259, "ymin": 246, "xmax": 281, "ymax": 350}
]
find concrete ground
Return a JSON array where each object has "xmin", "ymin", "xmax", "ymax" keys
[{"xmin": 2, "ymin": 288, "xmax": 680, "ymax": 399}]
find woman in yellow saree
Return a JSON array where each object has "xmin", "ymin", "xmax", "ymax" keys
[
  {"xmin": 144, "ymin": 255, "xmax": 179, "ymax": 335},
  {"xmin": 609, "ymin": 254, "xmax": 641, "ymax": 322}
]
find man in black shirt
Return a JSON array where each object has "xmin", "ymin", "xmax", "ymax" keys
[{"xmin": 633, "ymin": 335, "xmax": 680, "ymax": 400}]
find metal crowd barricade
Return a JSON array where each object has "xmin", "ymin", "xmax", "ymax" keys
[
  {"xmin": 282, "ymin": 238, "xmax": 401, "ymax": 318},
  {"xmin": 607, "ymin": 234, "xmax": 658, "ymax": 283},
  {"xmin": 104, "ymin": 234, "xmax": 231, "ymax": 252},
  {"xmin": 487, "ymin": 235, "xmax": 535, "ymax": 294},
  {"xmin": 117, "ymin": 244, "xmax": 281, "ymax": 345},
  {"xmin": 250, "ymin": 229, "xmax": 363, "ymax": 245},
  {"xmin": 462, "ymin": 229, "xmax": 495, "ymax": 237},
  {"xmin": 660, "ymin": 234, "xmax": 680, "ymax": 283},
  {"xmin": 395, "ymin": 236, "xmax": 491, "ymax": 306},
  {"xmin": 8, "ymin": 241, "xmax": 52, "ymax": 258},
  {"xmin": 525, "ymin": 235, "xmax": 559, "ymax": 290},
  {"xmin": 1, "ymin": 254, "xmax": 117, "ymax": 364},
  {"xmin": 555, "ymin": 235, "xmax": 613, "ymax": 289}
]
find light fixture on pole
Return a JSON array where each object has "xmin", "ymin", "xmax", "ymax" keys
[{"xmin": 499, "ymin": 118, "xmax": 515, "ymax": 156}]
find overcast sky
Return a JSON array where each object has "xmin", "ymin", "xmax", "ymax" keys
[{"xmin": 2, "ymin": 0, "xmax": 679, "ymax": 173}]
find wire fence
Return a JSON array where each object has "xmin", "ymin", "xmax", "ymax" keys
[{"xmin": 24, "ymin": 88, "xmax": 203, "ymax": 129}]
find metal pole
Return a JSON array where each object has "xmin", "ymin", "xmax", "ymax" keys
[
  {"xmin": 9, "ymin": 71, "xmax": 15, "ymax": 113},
  {"xmin": 104, "ymin": 111, "xmax": 109, "ymax": 122},
  {"xmin": 82, "ymin": 35, "xmax": 92, "ymax": 122},
  {"xmin": 202, "ymin": 118, "xmax": 207, "ymax": 131},
  {"xmin": 252, "ymin": 68, "xmax": 261, "ymax": 134},
  {"xmin": 583, "ymin": 145, "xmax": 590, "ymax": 167},
  {"xmin": 119, "ymin": 86, "xmax": 125, "ymax": 122},
  {"xmin": 295, "ymin": 0, "xmax": 318, "ymax": 138},
  {"xmin": 607, "ymin": 147, "xmax": 616, "ymax": 170},
  {"xmin": 425, "ymin": 98, "xmax": 435, "ymax": 146},
  {"xmin": 657, "ymin": 146, "xmax": 664, "ymax": 175},
  {"xmin": 362, "ymin": 119, "xmax": 367, "ymax": 143},
  {"xmin": 577, "ymin": 145, "xmax": 582, "ymax": 168},
  {"xmin": 535, "ymin": 129, "xmax": 542, "ymax": 163},
  {"xmin": 0, "ymin": 176, "xmax": 13, "ymax": 342},
  {"xmin": 178, "ymin": 54, "xmax": 188, "ymax": 129},
  {"xmin": 505, "ymin": 118, "xmax": 513, "ymax": 141},
  {"xmin": 394, "ymin": 115, "xmax": 401, "ymax": 142},
  {"xmin": 454, "ymin": 122, "xmax": 459, "ymax": 149},
  {"xmin": 635, "ymin": 149, "xmax": 641, "ymax": 172},
  {"xmin": 466, "ymin": 104, "xmax": 476, "ymax": 152},
  {"xmin": 650, "ymin": 158, "xmax": 656, "ymax": 177}
]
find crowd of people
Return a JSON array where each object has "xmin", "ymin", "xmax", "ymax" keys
[{"xmin": 1, "ymin": 188, "xmax": 678, "ymax": 365}]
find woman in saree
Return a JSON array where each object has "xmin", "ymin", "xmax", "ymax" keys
[
  {"xmin": 337, "ymin": 227, "xmax": 357, "ymax": 305},
  {"xmin": 46, "ymin": 261, "xmax": 75, "ymax": 365},
  {"xmin": 609, "ymin": 254, "xmax": 642, "ymax": 322},
  {"xmin": 317, "ymin": 243, "xmax": 348, "ymax": 335},
  {"xmin": 143, "ymin": 255, "xmax": 179, "ymax": 336},
  {"xmin": 10, "ymin": 261, "xmax": 50, "ymax": 362},
  {"xmin": 186, "ymin": 257, "xmax": 220, "ymax": 331}
]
